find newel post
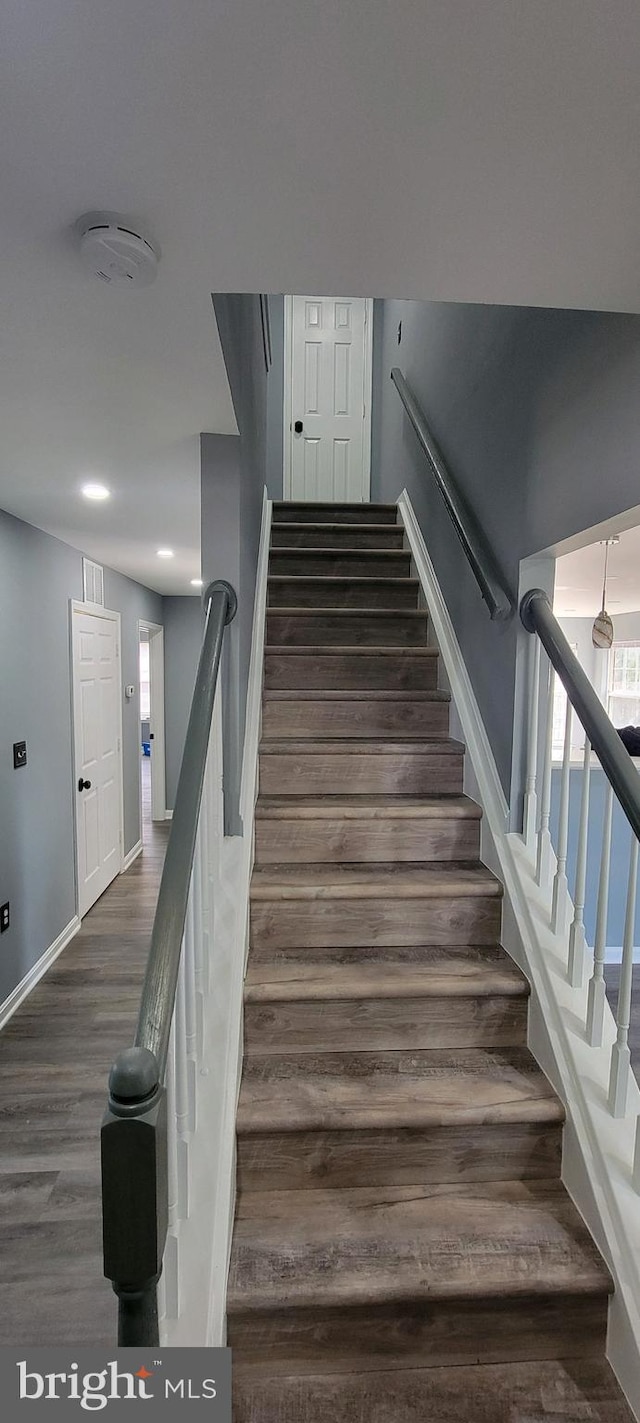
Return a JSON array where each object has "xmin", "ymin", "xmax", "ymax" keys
[{"xmin": 101, "ymin": 1046, "xmax": 168, "ymax": 1347}]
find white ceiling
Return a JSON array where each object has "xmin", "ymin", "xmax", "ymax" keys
[
  {"xmin": 3, "ymin": 2, "xmax": 640, "ymax": 589},
  {"xmin": 555, "ymin": 527, "xmax": 640, "ymax": 618}
]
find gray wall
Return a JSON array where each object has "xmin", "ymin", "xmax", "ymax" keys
[
  {"xmin": 163, "ymin": 595, "xmax": 203, "ymax": 810},
  {"xmin": 0, "ymin": 507, "xmax": 162, "ymax": 1009},
  {"xmin": 203, "ymin": 294, "xmax": 283, "ymax": 829},
  {"xmin": 371, "ymin": 300, "xmax": 640, "ymax": 804}
]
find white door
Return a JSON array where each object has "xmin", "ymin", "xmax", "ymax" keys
[
  {"xmin": 285, "ymin": 295, "xmax": 372, "ymax": 502},
  {"xmin": 72, "ymin": 606, "xmax": 123, "ymax": 918}
]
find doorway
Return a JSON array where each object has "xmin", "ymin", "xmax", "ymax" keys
[
  {"xmin": 71, "ymin": 602, "xmax": 124, "ymax": 919},
  {"xmin": 138, "ymin": 620, "xmax": 166, "ymax": 827},
  {"xmin": 284, "ymin": 295, "xmax": 373, "ymax": 502}
]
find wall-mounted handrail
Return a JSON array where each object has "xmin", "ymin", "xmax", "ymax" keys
[
  {"xmin": 391, "ymin": 366, "xmax": 513, "ymax": 621},
  {"xmin": 520, "ymin": 588, "xmax": 640, "ymax": 845},
  {"xmin": 101, "ymin": 578, "xmax": 236, "ymax": 1347}
]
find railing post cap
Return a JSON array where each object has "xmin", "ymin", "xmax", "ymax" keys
[
  {"xmin": 520, "ymin": 587, "xmax": 549, "ymax": 633},
  {"xmin": 204, "ymin": 579, "xmax": 237, "ymax": 625},
  {"xmin": 109, "ymin": 1047, "xmax": 159, "ymax": 1103}
]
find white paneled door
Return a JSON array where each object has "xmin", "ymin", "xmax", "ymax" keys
[
  {"xmin": 286, "ymin": 296, "xmax": 372, "ymax": 502},
  {"xmin": 72, "ymin": 605, "xmax": 123, "ymax": 918}
]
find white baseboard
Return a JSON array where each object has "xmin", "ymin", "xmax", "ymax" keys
[
  {"xmin": 0, "ymin": 916, "xmax": 81, "ymax": 1033},
  {"xmin": 121, "ymin": 839, "xmax": 143, "ymax": 872},
  {"xmin": 164, "ymin": 809, "xmax": 173, "ymax": 821},
  {"xmin": 398, "ymin": 488, "xmax": 640, "ymax": 1418}
]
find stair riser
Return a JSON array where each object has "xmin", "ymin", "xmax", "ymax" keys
[
  {"xmin": 244, "ymin": 994, "xmax": 524, "ymax": 1053},
  {"xmin": 271, "ymin": 527, "xmax": 405, "ymax": 549},
  {"xmin": 273, "ymin": 505, "xmax": 398, "ymax": 525},
  {"xmin": 259, "ymin": 752, "xmax": 463, "ymax": 796},
  {"xmin": 269, "ymin": 553, "xmax": 412, "ymax": 578},
  {"xmin": 228, "ymin": 1294, "xmax": 608, "ymax": 1376},
  {"xmin": 251, "ymin": 895, "xmax": 501, "ymax": 952},
  {"xmin": 267, "ymin": 612, "xmax": 428, "ymax": 646},
  {"xmin": 254, "ymin": 816, "xmax": 480, "ymax": 863},
  {"xmin": 268, "ymin": 579, "xmax": 420, "ymax": 610},
  {"xmin": 261, "ymin": 700, "xmax": 449, "ymax": 740},
  {"xmin": 264, "ymin": 652, "xmax": 438, "ymax": 691},
  {"xmin": 237, "ymin": 1121, "xmax": 563, "ymax": 1192}
]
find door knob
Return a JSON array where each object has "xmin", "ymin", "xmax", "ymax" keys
[
  {"xmin": 78, "ymin": 778, "xmax": 92, "ymax": 792},
  {"xmin": 294, "ymin": 420, "xmax": 303, "ymax": 434}
]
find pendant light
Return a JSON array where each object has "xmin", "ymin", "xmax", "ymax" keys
[{"xmin": 592, "ymin": 537, "xmax": 618, "ymax": 648}]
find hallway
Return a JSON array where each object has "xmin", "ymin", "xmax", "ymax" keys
[{"xmin": 0, "ymin": 759, "xmax": 169, "ymax": 1346}]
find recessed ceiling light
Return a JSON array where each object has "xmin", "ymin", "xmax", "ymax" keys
[
  {"xmin": 157, "ymin": 548, "xmax": 174, "ymax": 558},
  {"xmin": 190, "ymin": 578, "xmax": 203, "ymax": 587},
  {"xmin": 82, "ymin": 482, "xmax": 110, "ymax": 501}
]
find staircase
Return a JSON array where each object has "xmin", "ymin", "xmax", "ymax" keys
[{"xmin": 228, "ymin": 503, "xmax": 632, "ymax": 1421}]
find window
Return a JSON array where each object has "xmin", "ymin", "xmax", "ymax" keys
[
  {"xmin": 608, "ymin": 643, "xmax": 640, "ymax": 728},
  {"xmin": 551, "ymin": 644, "xmax": 578, "ymax": 758},
  {"xmin": 139, "ymin": 640, "xmax": 150, "ymax": 721}
]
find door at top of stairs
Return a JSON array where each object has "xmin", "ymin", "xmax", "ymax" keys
[{"xmin": 285, "ymin": 296, "xmax": 372, "ymax": 503}]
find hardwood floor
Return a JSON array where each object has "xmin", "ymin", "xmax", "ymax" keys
[{"xmin": 0, "ymin": 756, "xmax": 169, "ymax": 1345}]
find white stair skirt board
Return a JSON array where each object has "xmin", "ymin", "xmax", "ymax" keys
[
  {"xmin": 121, "ymin": 839, "xmax": 143, "ymax": 872},
  {"xmin": 159, "ymin": 489, "xmax": 273, "ymax": 1347},
  {"xmin": 399, "ymin": 489, "xmax": 640, "ymax": 1419},
  {"xmin": 0, "ymin": 916, "xmax": 81, "ymax": 1032}
]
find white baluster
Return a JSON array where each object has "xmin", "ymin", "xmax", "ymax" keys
[
  {"xmin": 183, "ymin": 884, "xmax": 198, "ymax": 1130},
  {"xmin": 551, "ymin": 697, "xmax": 572, "ymax": 935},
  {"xmin": 163, "ymin": 1020, "xmax": 180, "ymax": 1318},
  {"xmin": 568, "ymin": 740, "xmax": 591, "ymax": 987},
  {"xmin": 195, "ymin": 806, "xmax": 209, "ymax": 1062},
  {"xmin": 523, "ymin": 636, "xmax": 541, "ymax": 851},
  {"xmin": 608, "ymin": 835, "xmax": 639, "ymax": 1118},
  {"xmin": 174, "ymin": 950, "xmax": 190, "ymax": 1219},
  {"xmin": 536, "ymin": 662, "xmax": 555, "ymax": 889},
  {"xmin": 586, "ymin": 782, "xmax": 614, "ymax": 1047}
]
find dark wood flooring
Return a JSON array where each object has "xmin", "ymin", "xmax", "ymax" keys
[{"xmin": 0, "ymin": 757, "xmax": 169, "ymax": 1345}]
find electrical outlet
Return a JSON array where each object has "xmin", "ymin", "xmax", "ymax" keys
[{"xmin": 0, "ymin": 903, "xmax": 9, "ymax": 933}]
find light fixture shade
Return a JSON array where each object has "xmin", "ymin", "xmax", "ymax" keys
[{"xmin": 592, "ymin": 610, "xmax": 614, "ymax": 649}]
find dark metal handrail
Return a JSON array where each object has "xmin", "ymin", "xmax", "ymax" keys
[
  {"xmin": 390, "ymin": 366, "xmax": 513, "ymax": 621},
  {"xmin": 521, "ymin": 589, "xmax": 640, "ymax": 843},
  {"xmin": 101, "ymin": 578, "xmax": 237, "ymax": 1347}
]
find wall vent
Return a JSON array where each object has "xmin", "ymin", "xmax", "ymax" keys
[{"xmin": 83, "ymin": 558, "xmax": 105, "ymax": 606}]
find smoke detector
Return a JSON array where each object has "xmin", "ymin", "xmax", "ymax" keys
[{"xmin": 75, "ymin": 212, "xmax": 160, "ymax": 288}]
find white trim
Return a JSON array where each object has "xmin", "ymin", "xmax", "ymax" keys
[
  {"xmin": 283, "ymin": 295, "xmax": 373, "ymax": 501},
  {"xmin": 139, "ymin": 620, "xmax": 166, "ymax": 823},
  {"xmin": 70, "ymin": 601, "xmax": 125, "ymax": 910},
  {"xmin": 206, "ymin": 489, "xmax": 273, "ymax": 1347},
  {"xmin": 240, "ymin": 488, "xmax": 273, "ymax": 825},
  {"xmin": 0, "ymin": 916, "xmax": 80, "ymax": 1032},
  {"xmin": 121, "ymin": 839, "xmax": 143, "ymax": 872},
  {"xmin": 164, "ymin": 809, "xmax": 173, "ymax": 821},
  {"xmin": 398, "ymin": 488, "xmax": 640, "ymax": 1417}
]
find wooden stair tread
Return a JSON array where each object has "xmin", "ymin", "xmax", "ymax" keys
[
  {"xmin": 262, "ymin": 689, "xmax": 450, "ymax": 703},
  {"xmin": 265, "ymin": 644, "xmax": 438, "ymax": 656},
  {"xmin": 250, "ymin": 861, "xmax": 502, "ymax": 900},
  {"xmin": 268, "ymin": 575, "xmax": 418, "ymax": 585},
  {"xmin": 268, "ymin": 606, "xmax": 427, "ymax": 617},
  {"xmin": 244, "ymin": 950, "xmax": 526, "ymax": 1002},
  {"xmin": 233, "ymin": 1358, "xmax": 634, "ymax": 1422},
  {"xmin": 237, "ymin": 1046, "xmax": 562, "ymax": 1133},
  {"xmin": 271, "ymin": 522, "xmax": 401, "ymax": 533},
  {"xmin": 227, "ymin": 1179, "xmax": 612, "ymax": 1313},
  {"xmin": 256, "ymin": 794, "xmax": 481, "ymax": 820},
  {"xmin": 259, "ymin": 738, "xmax": 464, "ymax": 755}
]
